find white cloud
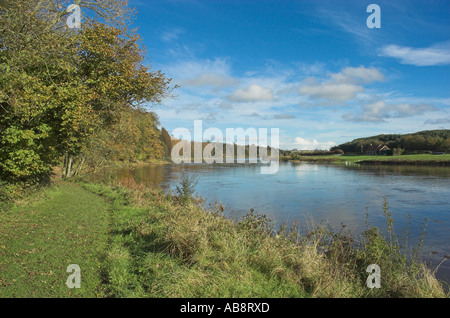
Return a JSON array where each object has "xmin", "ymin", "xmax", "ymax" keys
[
  {"xmin": 293, "ymin": 137, "xmax": 336, "ymax": 150},
  {"xmin": 424, "ymin": 117, "xmax": 450, "ymax": 125},
  {"xmin": 314, "ymin": 6, "xmax": 377, "ymax": 46},
  {"xmin": 298, "ymin": 66, "xmax": 384, "ymax": 102},
  {"xmin": 166, "ymin": 58, "xmax": 237, "ymax": 88},
  {"xmin": 299, "ymin": 83, "xmax": 364, "ymax": 102},
  {"xmin": 182, "ymin": 73, "xmax": 238, "ymax": 87},
  {"xmin": 273, "ymin": 114, "xmax": 296, "ymax": 119},
  {"xmin": 218, "ymin": 102, "xmax": 233, "ymax": 109},
  {"xmin": 294, "ymin": 61, "xmax": 327, "ymax": 76},
  {"xmin": 228, "ymin": 84, "xmax": 274, "ymax": 102},
  {"xmin": 160, "ymin": 28, "xmax": 184, "ymax": 42},
  {"xmin": 344, "ymin": 100, "xmax": 437, "ymax": 122},
  {"xmin": 332, "ymin": 66, "xmax": 385, "ymax": 84},
  {"xmin": 379, "ymin": 42, "xmax": 450, "ymax": 66},
  {"xmin": 201, "ymin": 111, "xmax": 219, "ymax": 123}
]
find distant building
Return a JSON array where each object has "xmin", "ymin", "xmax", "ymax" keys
[
  {"xmin": 379, "ymin": 145, "xmax": 392, "ymax": 156},
  {"xmin": 366, "ymin": 144, "xmax": 378, "ymax": 155},
  {"xmin": 366, "ymin": 144, "xmax": 392, "ymax": 156}
]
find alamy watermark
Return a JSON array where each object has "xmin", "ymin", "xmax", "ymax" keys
[
  {"xmin": 170, "ymin": 120, "xmax": 279, "ymax": 174},
  {"xmin": 66, "ymin": 4, "xmax": 81, "ymax": 29},
  {"xmin": 66, "ymin": 264, "xmax": 81, "ymax": 289},
  {"xmin": 366, "ymin": 4, "xmax": 381, "ymax": 29},
  {"xmin": 366, "ymin": 264, "xmax": 381, "ymax": 288}
]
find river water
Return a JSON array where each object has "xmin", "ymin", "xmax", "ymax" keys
[{"xmin": 91, "ymin": 161, "xmax": 450, "ymax": 285}]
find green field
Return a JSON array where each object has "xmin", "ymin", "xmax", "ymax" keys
[{"xmin": 285, "ymin": 154, "xmax": 450, "ymax": 165}]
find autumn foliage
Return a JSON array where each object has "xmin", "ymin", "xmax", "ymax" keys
[{"xmin": 0, "ymin": 1, "xmax": 172, "ymax": 187}]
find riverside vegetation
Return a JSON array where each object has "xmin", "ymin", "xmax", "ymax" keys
[
  {"xmin": 0, "ymin": 176, "xmax": 447, "ymax": 298},
  {"xmin": 282, "ymin": 154, "xmax": 450, "ymax": 165}
]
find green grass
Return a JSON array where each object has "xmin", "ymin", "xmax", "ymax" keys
[
  {"xmin": 286, "ymin": 154, "xmax": 450, "ymax": 165},
  {"xmin": 79, "ymin": 181, "xmax": 309, "ymax": 297},
  {"xmin": 81, "ymin": 178, "xmax": 448, "ymax": 298},
  {"xmin": 343, "ymin": 154, "xmax": 450, "ymax": 163},
  {"xmin": 0, "ymin": 179, "xmax": 448, "ymax": 298},
  {"xmin": 0, "ymin": 182, "xmax": 110, "ymax": 297}
]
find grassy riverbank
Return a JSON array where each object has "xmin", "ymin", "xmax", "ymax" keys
[
  {"xmin": 0, "ymin": 180, "xmax": 448, "ymax": 298},
  {"xmin": 285, "ymin": 154, "xmax": 450, "ymax": 165}
]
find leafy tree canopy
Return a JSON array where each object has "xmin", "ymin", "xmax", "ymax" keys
[{"xmin": 0, "ymin": 0, "xmax": 173, "ymax": 184}]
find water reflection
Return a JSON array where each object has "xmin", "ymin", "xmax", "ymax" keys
[{"xmin": 294, "ymin": 163, "xmax": 319, "ymax": 176}]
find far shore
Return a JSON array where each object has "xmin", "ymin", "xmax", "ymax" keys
[{"xmin": 281, "ymin": 154, "xmax": 450, "ymax": 166}]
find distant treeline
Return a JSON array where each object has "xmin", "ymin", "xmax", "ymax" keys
[
  {"xmin": 279, "ymin": 149, "xmax": 343, "ymax": 158},
  {"xmin": 331, "ymin": 130, "xmax": 450, "ymax": 154},
  {"xmin": 165, "ymin": 138, "xmax": 276, "ymax": 160}
]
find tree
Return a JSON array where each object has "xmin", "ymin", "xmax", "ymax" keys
[
  {"xmin": 0, "ymin": 1, "xmax": 172, "ymax": 184},
  {"xmin": 437, "ymin": 138, "xmax": 450, "ymax": 153},
  {"xmin": 1, "ymin": 0, "xmax": 77, "ymax": 182},
  {"xmin": 161, "ymin": 127, "xmax": 173, "ymax": 158},
  {"xmin": 60, "ymin": 21, "xmax": 172, "ymax": 177}
]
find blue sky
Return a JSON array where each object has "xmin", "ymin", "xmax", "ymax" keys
[{"xmin": 129, "ymin": 0, "xmax": 450, "ymax": 150}]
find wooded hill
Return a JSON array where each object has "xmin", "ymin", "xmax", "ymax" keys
[{"xmin": 331, "ymin": 130, "xmax": 450, "ymax": 154}]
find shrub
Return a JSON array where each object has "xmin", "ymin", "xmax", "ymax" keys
[{"xmin": 175, "ymin": 174, "xmax": 199, "ymax": 205}]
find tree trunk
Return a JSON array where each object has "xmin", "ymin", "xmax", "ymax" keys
[
  {"xmin": 62, "ymin": 153, "xmax": 67, "ymax": 179},
  {"xmin": 73, "ymin": 156, "xmax": 86, "ymax": 177},
  {"xmin": 66, "ymin": 154, "xmax": 73, "ymax": 178}
]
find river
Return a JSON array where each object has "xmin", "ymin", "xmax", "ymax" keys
[{"xmin": 90, "ymin": 160, "xmax": 450, "ymax": 285}]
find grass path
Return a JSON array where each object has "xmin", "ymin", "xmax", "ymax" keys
[{"xmin": 0, "ymin": 182, "xmax": 110, "ymax": 297}]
